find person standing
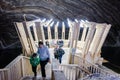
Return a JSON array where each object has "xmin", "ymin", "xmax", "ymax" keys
[
  {"xmin": 37, "ymin": 41, "xmax": 50, "ymax": 80},
  {"xmin": 30, "ymin": 53, "xmax": 40, "ymax": 77},
  {"xmin": 57, "ymin": 47, "xmax": 65, "ymax": 64}
]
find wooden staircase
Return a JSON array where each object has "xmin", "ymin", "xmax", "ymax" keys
[{"xmin": 0, "ymin": 54, "xmax": 120, "ymax": 80}]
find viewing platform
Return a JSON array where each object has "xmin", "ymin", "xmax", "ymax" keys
[{"xmin": 0, "ymin": 18, "xmax": 120, "ymax": 80}]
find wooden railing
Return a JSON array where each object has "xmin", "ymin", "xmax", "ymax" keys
[
  {"xmin": 0, "ymin": 55, "xmax": 34, "ymax": 80},
  {"xmin": 59, "ymin": 64, "xmax": 91, "ymax": 80},
  {"xmin": 0, "ymin": 69, "xmax": 9, "ymax": 80},
  {"xmin": 74, "ymin": 54, "xmax": 120, "ymax": 77},
  {"xmin": 0, "ymin": 54, "xmax": 119, "ymax": 80}
]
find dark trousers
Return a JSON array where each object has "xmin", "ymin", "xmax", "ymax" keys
[
  {"xmin": 32, "ymin": 66, "xmax": 37, "ymax": 77},
  {"xmin": 40, "ymin": 58, "xmax": 49, "ymax": 77},
  {"xmin": 58, "ymin": 57, "xmax": 62, "ymax": 63}
]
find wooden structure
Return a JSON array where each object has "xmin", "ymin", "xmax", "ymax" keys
[
  {"xmin": 0, "ymin": 55, "xmax": 119, "ymax": 80},
  {"xmin": 1, "ymin": 19, "xmax": 117, "ymax": 80},
  {"xmin": 14, "ymin": 19, "xmax": 111, "ymax": 64}
]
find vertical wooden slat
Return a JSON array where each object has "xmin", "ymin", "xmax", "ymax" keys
[
  {"xmin": 54, "ymin": 22, "xmax": 59, "ymax": 40},
  {"xmin": 62, "ymin": 22, "xmax": 65, "ymax": 40},
  {"xmin": 35, "ymin": 22, "xmax": 46, "ymax": 45},
  {"xmin": 74, "ymin": 22, "xmax": 80, "ymax": 49},
  {"xmin": 26, "ymin": 22, "xmax": 37, "ymax": 53},
  {"xmin": 81, "ymin": 25, "xmax": 87, "ymax": 41},
  {"xmin": 48, "ymin": 25, "xmax": 52, "ymax": 40},
  {"xmin": 89, "ymin": 24, "xmax": 105, "ymax": 56},
  {"xmin": 21, "ymin": 57, "xmax": 25, "ymax": 77},
  {"xmin": 33, "ymin": 23, "xmax": 38, "ymax": 42},
  {"xmin": 95, "ymin": 24, "xmax": 111, "ymax": 59},
  {"xmin": 16, "ymin": 22, "xmax": 31, "ymax": 55},
  {"xmin": 82, "ymin": 22, "xmax": 96, "ymax": 58}
]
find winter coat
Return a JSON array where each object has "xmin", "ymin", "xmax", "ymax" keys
[{"xmin": 30, "ymin": 55, "xmax": 40, "ymax": 67}]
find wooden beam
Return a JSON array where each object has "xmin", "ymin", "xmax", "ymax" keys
[
  {"xmin": 74, "ymin": 22, "xmax": 80, "ymax": 49},
  {"xmin": 88, "ymin": 24, "xmax": 105, "ymax": 63},
  {"xmin": 16, "ymin": 22, "xmax": 31, "ymax": 55},
  {"xmin": 62, "ymin": 22, "xmax": 65, "ymax": 40},
  {"xmin": 82, "ymin": 22, "xmax": 96, "ymax": 58},
  {"xmin": 81, "ymin": 25, "xmax": 87, "ymax": 41},
  {"xmin": 33, "ymin": 23, "xmax": 38, "ymax": 42},
  {"xmin": 48, "ymin": 25, "xmax": 52, "ymax": 40},
  {"xmin": 54, "ymin": 22, "xmax": 59, "ymax": 40},
  {"xmin": 26, "ymin": 22, "xmax": 38, "ymax": 53},
  {"xmin": 35, "ymin": 22, "xmax": 46, "ymax": 45},
  {"xmin": 94, "ymin": 24, "xmax": 111, "ymax": 63}
]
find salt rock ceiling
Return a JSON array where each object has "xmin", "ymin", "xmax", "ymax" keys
[{"xmin": 0, "ymin": 0, "xmax": 120, "ymax": 49}]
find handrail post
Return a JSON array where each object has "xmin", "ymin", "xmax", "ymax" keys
[{"xmin": 21, "ymin": 57, "xmax": 25, "ymax": 77}]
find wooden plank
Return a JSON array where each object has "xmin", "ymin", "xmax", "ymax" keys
[
  {"xmin": 74, "ymin": 22, "xmax": 80, "ymax": 49},
  {"xmin": 33, "ymin": 23, "xmax": 38, "ymax": 42},
  {"xmin": 21, "ymin": 57, "xmax": 25, "ymax": 77},
  {"xmin": 35, "ymin": 22, "xmax": 42, "ymax": 41},
  {"xmin": 35, "ymin": 22, "xmax": 46, "ymax": 45},
  {"xmin": 82, "ymin": 22, "xmax": 96, "ymax": 58},
  {"xmin": 87, "ymin": 24, "xmax": 105, "ymax": 64},
  {"xmin": 54, "ymin": 22, "xmax": 59, "ymax": 40},
  {"xmin": 62, "ymin": 22, "xmax": 65, "ymax": 40},
  {"xmin": 95, "ymin": 24, "xmax": 111, "ymax": 56},
  {"xmin": 89, "ymin": 24, "xmax": 105, "ymax": 56},
  {"xmin": 26, "ymin": 22, "xmax": 37, "ymax": 53},
  {"xmin": 16, "ymin": 23, "xmax": 31, "ymax": 55},
  {"xmin": 48, "ymin": 25, "xmax": 52, "ymax": 40},
  {"xmin": 81, "ymin": 25, "xmax": 87, "ymax": 41}
]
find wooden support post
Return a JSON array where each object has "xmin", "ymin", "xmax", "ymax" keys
[
  {"xmin": 14, "ymin": 23, "xmax": 27, "ymax": 56},
  {"xmin": 62, "ymin": 22, "xmax": 65, "ymax": 40},
  {"xmin": 94, "ymin": 24, "xmax": 111, "ymax": 64},
  {"xmin": 88, "ymin": 24, "xmax": 105, "ymax": 63},
  {"xmin": 22, "ymin": 22, "xmax": 34, "ymax": 55},
  {"xmin": 41, "ymin": 23, "xmax": 46, "ymax": 45},
  {"xmin": 69, "ymin": 22, "xmax": 74, "ymax": 64},
  {"xmin": 74, "ymin": 22, "xmax": 80, "ymax": 49},
  {"xmin": 82, "ymin": 22, "xmax": 96, "ymax": 60},
  {"xmin": 35, "ymin": 22, "xmax": 46, "ymax": 45},
  {"xmin": 26, "ymin": 22, "xmax": 38, "ymax": 53},
  {"xmin": 96, "ymin": 24, "xmax": 111, "ymax": 56},
  {"xmin": 54, "ymin": 22, "xmax": 59, "ymax": 40},
  {"xmin": 16, "ymin": 22, "xmax": 31, "ymax": 56},
  {"xmin": 48, "ymin": 25, "xmax": 52, "ymax": 40},
  {"xmin": 35, "ymin": 22, "xmax": 42, "ymax": 41},
  {"xmin": 33, "ymin": 23, "xmax": 38, "ymax": 42},
  {"xmin": 21, "ymin": 57, "xmax": 25, "ymax": 77},
  {"xmin": 69, "ymin": 22, "xmax": 80, "ymax": 64},
  {"xmin": 68, "ymin": 23, "xmax": 72, "ymax": 40},
  {"xmin": 81, "ymin": 25, "xmax": 87, "ymax": 41}
]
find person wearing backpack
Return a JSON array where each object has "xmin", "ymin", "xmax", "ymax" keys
[
  {"xmin": 57, "ymin": 47, "xmax": 65, "ymax": 64},
  {"xmin": 30, "ymin": 53, "xmax": 40, "ymax": 77}
]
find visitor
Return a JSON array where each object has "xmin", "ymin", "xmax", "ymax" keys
[
  {"xmin": 30, "ymin": 53, "xmax": 40, "ymax": 77},
  {"xmin": 57, "ymin": 46, "xmax": 65, "ymax": 64},
  {"xmin": 37, "ymin": 41, "xmax": 50, "ymax": 80}
]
